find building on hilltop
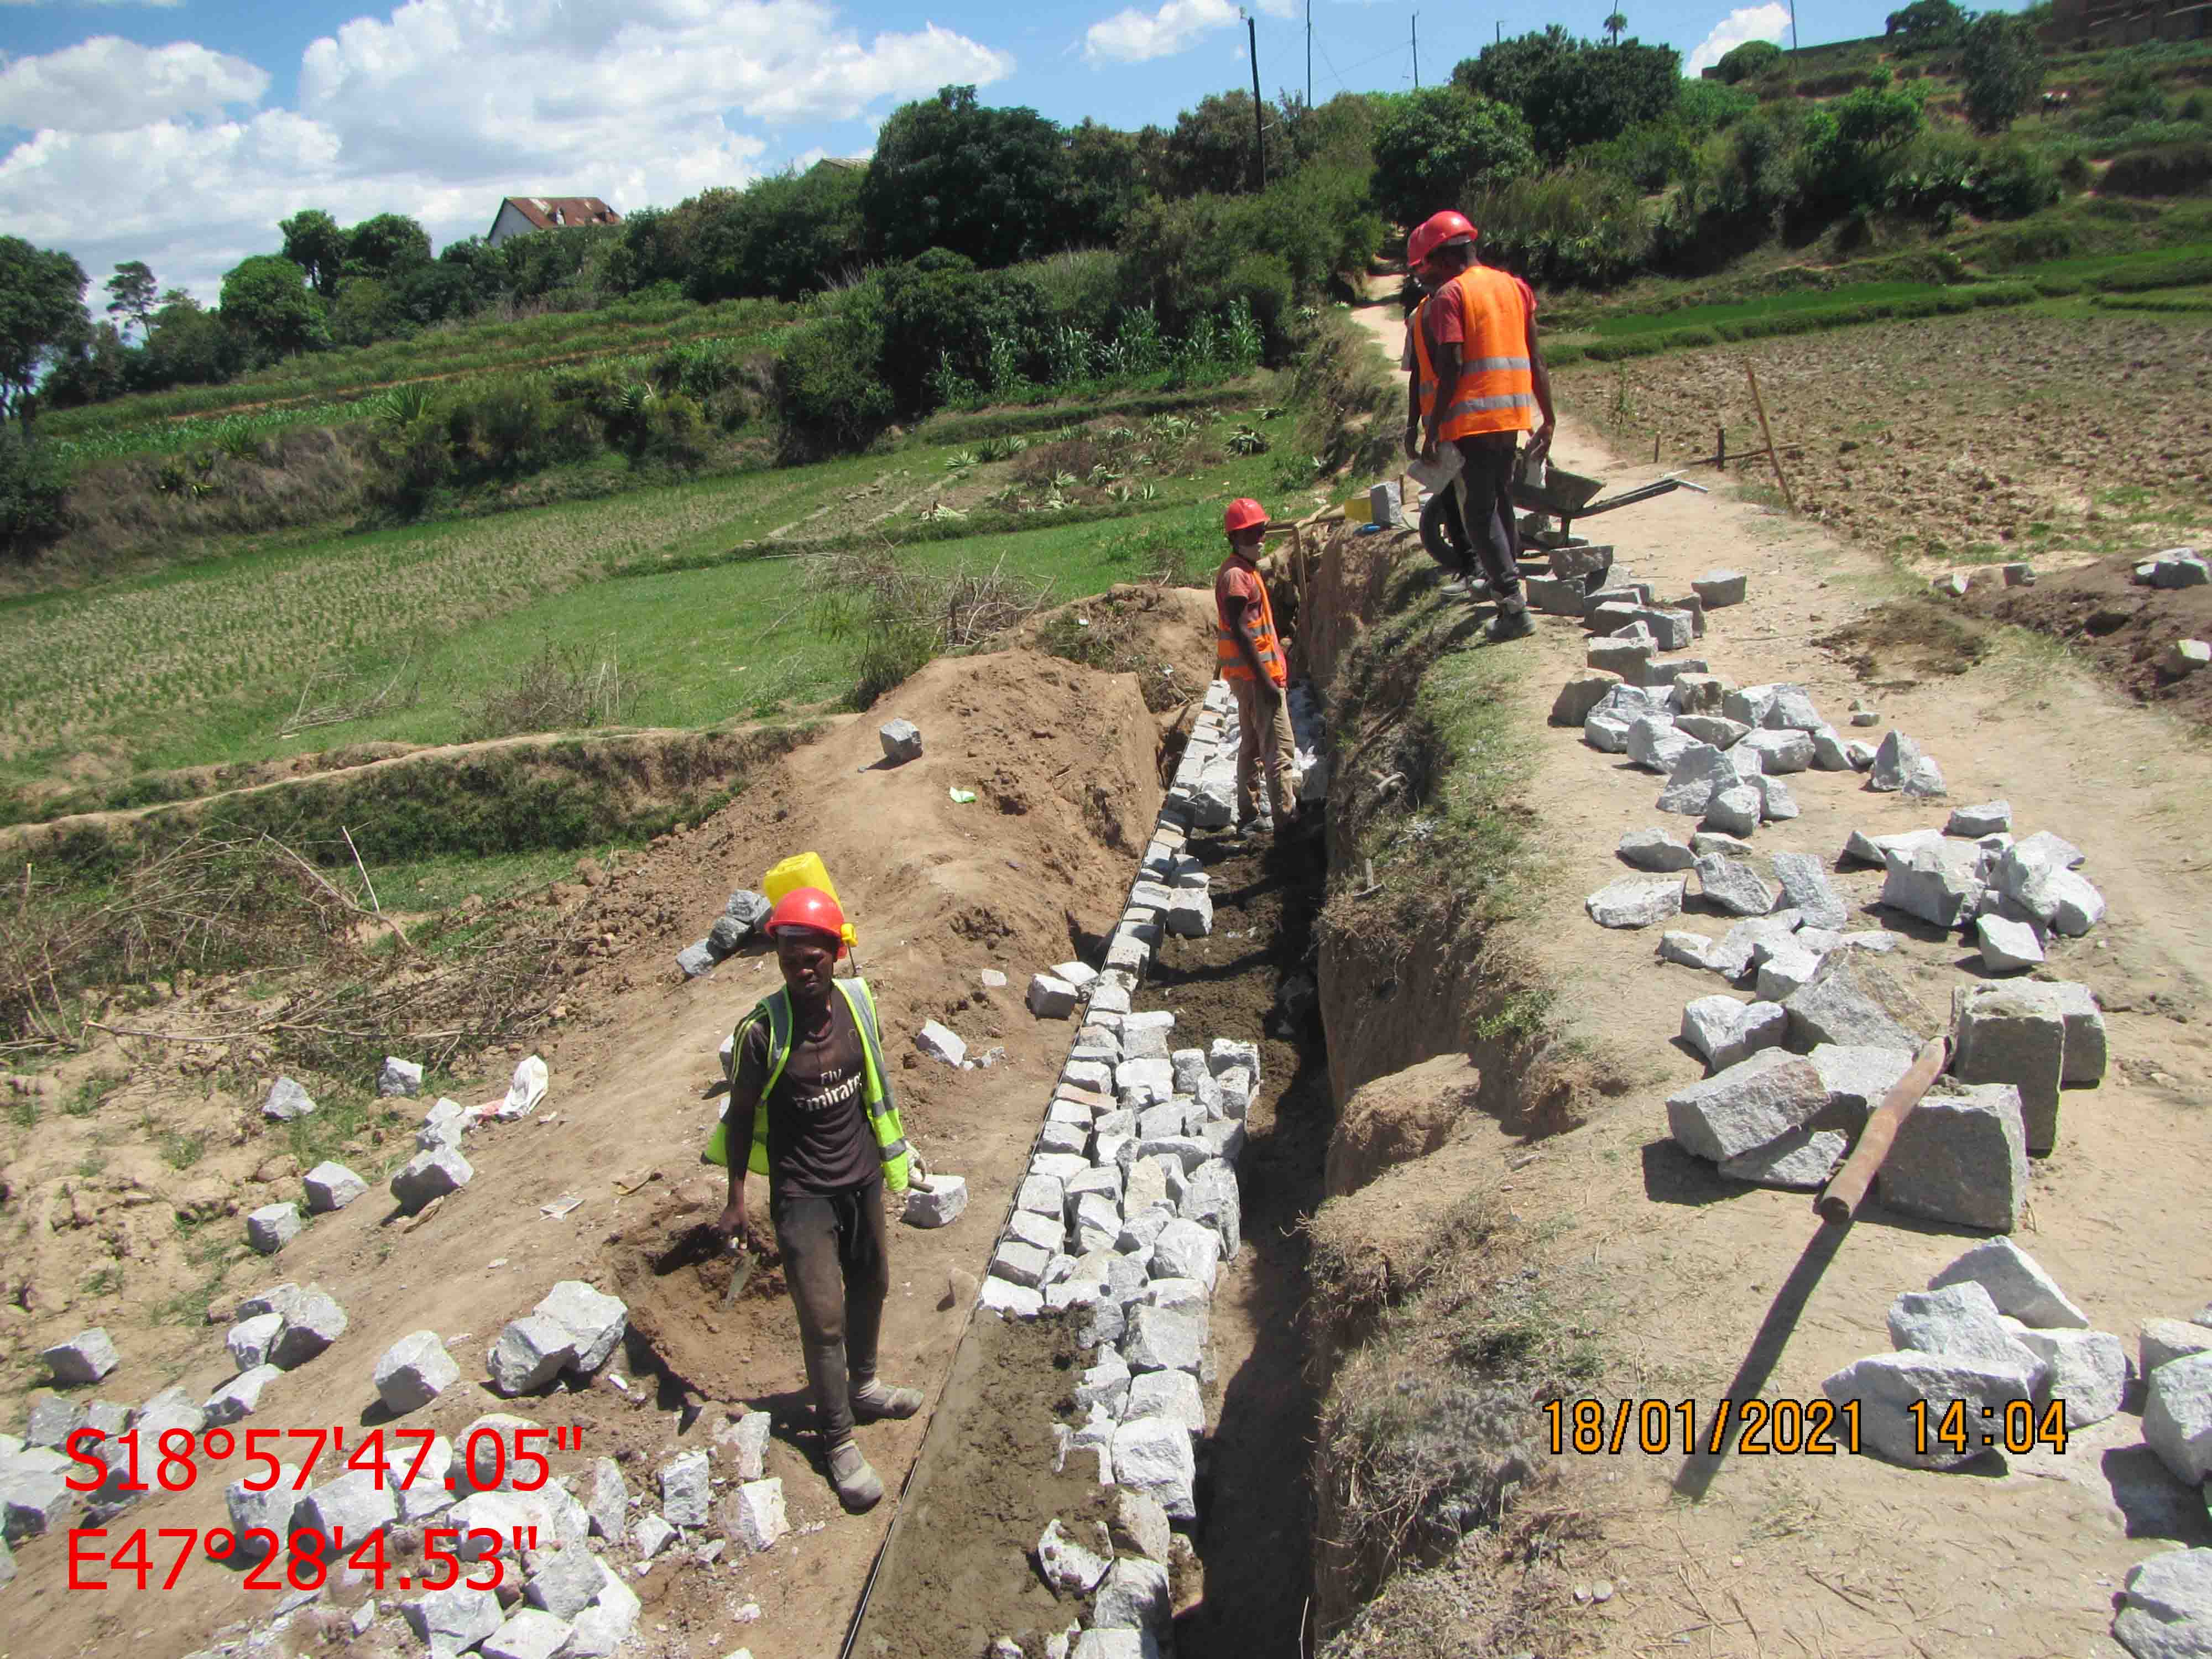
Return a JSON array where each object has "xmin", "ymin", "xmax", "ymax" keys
[{"xmin": 486, "ymin": 197, "xmax": 624, "ymax": 248}]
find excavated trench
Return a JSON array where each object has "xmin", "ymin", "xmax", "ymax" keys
[{"xmin": 851, "ymin": 816, "xmax": 1335, "ymax": 1659}]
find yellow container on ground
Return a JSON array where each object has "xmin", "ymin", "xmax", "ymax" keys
[{"xmin": 762, "ymin": 851, "xmax": 858, "ymax": 951}]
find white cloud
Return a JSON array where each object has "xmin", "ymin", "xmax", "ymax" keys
[
  {"xmin": 1685, "ymin": 3, "xmax": 1791, "ymax": 76},
  {"xmin": 1083, "ymin": 0, "xmax": 1295, "ymax": 66},
  {"xmin": 0, "ymin": 36, "xmax": 266, "ymax": 132},
  {"xmin": 0, "ymin": 0, "xmax": 1011, "ymax": 300}
]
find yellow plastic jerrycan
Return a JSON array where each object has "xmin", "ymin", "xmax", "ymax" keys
[{"xmin": 763, "ymin": 851, "xmax": 858, "ymax": 953}]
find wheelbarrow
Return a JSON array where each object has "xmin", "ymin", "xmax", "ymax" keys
[{"xmin": 1419, "ymin": 461, "xmax": 1702, "ymax": 572}]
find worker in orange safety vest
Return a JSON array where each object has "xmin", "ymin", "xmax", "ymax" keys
[
  {"xmin": 1407, "ymin": 208, "xmax": 1557, "ymax": 643},
  {"xmin": 1214, "ymin": 498, "xmax": 1300, "ymax": 834}
]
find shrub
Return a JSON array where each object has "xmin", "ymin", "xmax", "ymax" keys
[
  {"xmin": 1716, "ymin": 39, "xmax": 1783, "ymax": 83},
  {"xmin": 1961, "ymin": 12, "xmax": 2046, "ymax": 134},
  {"xmin": 771, "ymin": 305, "xmax": 895, "ymax": 456},
  {"xmin": 0, "ymin": 429, "xmax": 71, "ymax": 559},
  {"xmin": 2101, "ymin": 142, "xmax": 2212, "ymax": 196},
  {"xmin": 1371, "ymin": 88, "xmax": 1536, "ymax": 229},
  {"xmin": 1470, "ymin": 168, "xmax": 1655, "ymax": 289}
]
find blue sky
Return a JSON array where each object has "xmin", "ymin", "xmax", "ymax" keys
[{"xmin": 2, "ymin": 0, "xmax": 1928, "ymax": 305}]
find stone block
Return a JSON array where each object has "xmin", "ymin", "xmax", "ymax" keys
[
  {"xmin": 1753, "ymin": 941, "xmax": 1824, "ymax": 1002},
  {"xmin": 2166, "ymin": 638, "xmax": 2212, "ymax": 676},
  {"xmin": 1667, "ymin": 1049, "xmax": 1827, "ymax": 1162},
  {"xmin": 482, "ymin": 1611, "xmax": 574, "ymax": 1659},
  {"xmin": 1550, "ymin": 670, "xmax": 1621, "ymax": 726},
  {"xmin": 1784, "ymin": 954, "xmax": 1924, "ymax": 1052},
  {"xmin": 2010, "ymin": 1327, "xmax": 2125, "ymax": 1427},
  {"xmin": 1976, "ymin": 914, "xmax": 2045, "ymax": 973},
  {"xmin": 1720, "ymin": 1128, "xmax": 1846, "ymax": 1190},
  {"xmin": 990, "ymin": 1240, "xmax": 1053, "ymax": 1290},
  {"xmin": 1151, "ymin": 1219, "xmax": 1222, "ymax": 1291},
  {"xmin": 1702, "ymin": 784, "xmax": 1761, "ymax": 839},
  {"xmin": 582, "ymin": 1458, "xmax": 625, "ymax": 1541},
  {"xmin": 915, "ymin": 1021, "xmax": 967, "ymax": 1066},
  {"xmin": 247, "ymin": 1202, "xmax": 302, "ymax": 1255},
  {"xmin": 1618, "ymin": 828, "xmax": 1695, "ymax": 873},
  {"xmin": 1127, "ymin": 1369, "xmax": 1204, "ymax": 1437},
  {"xmin": 1807, "ymin": 724, "xmax": 1853, "ymax": 771},
  {"xmin": 1025, "ymin": 973, "xmax": 1079, "ymax": 1020},
  {"xmin": 656, "ymin": 1448, "xmax": 712, "ymax": 1530},
  {"xmin": 2047, "ymin": 982, "xmax": 2107, "ymax": 1086},
  {"xmin": 1843, "ymin": 826, "xmax": 1945, "ymax": 869},
  {"xmin": 1947, "ymin": 801, "xmax": 2012, "ymax": 837},
  {"xmin": 1587, "ymin": 637, "xmax": 1653, "ymax": 680},
  {"xmin": 374, "ymin": 1331, "xmax": 459, "ymax": 1415},
  {"xmin": 568, "ymin": 1578, "xmax": 641, "ymax": 1657},
  {"xmin": 1626, "ymin": 714, "xmax": 1691, "ymax": 775},
  {"xmin": 1881, "ymin": 842, "xmax": 1984, "ymax": 930},
  {"xmin": 1669, "ymin": 672, "xmax": 1730, "ymax": 716},
  {"xmin": 904, "ymin": 1173, "xmax": 969, "ymax": 1228},
  {"xmin": 1674, "ymin": 714, "xmax": 1747, "ymax": 749},
  {"xmin": 1036, "ymin": 1516, "xmax": 1114, "ymax": 1595},
  {"xmin": 1820, "ymin": 1350, "xmax": 2037, "ymax": 1470},
  {"xmin": 1771, "ymin": 853, "xmax": 1849, "ymax": 932},
  {"xmin": 1180, "ymin": 1159, "xmax": 1240, "ymax": 1256},
  {"xmin": 1586, "ymin": 875, "xmax": 1686, "ymax": 930},
  {"xmin": 879, "ymin": 718, "xmax": 923, "ymax": 763},
  {"xmin": 1880, "ymin": 1083, "xmax": 2028, "ymax": 1232},
  {"xmin": 2113, "ymin": 1546, "xmax": 2212, "ymax": 1659},
  {"xmin": 487, "ymin": 1317, "xmax": 576, "ymax": 1396},
  {"xmin": 1680, "ymin": 996, "xmax": 1787, "ymax": 1072},
  {"xmin": 40, "ymin": 1329, "xmax": 118, "ymax": 1386},
  {"xmin": 1740, "ymin": 729, "xmax": 1812, "ymax": 775},
  {"xmin": 202, "ymin": 1364, "xmax": 282, "ymax": 1427},
  {"xmin": 299, "ymin": 1160, "xmax": 368, "ymax": 1214},
  {"xmin": 378, "ymin": 1056, "xmax": 425, "ymax": 1098},
  {"xmin": 2145, "ymin": 549, "xmax": 2209, "ymax": 589},
  {"xmin": 1164, "ymin": 889, "xmax": 1213, "ymax": 938},
  {"xmin": 1122, "ymin": 1306, "xmax": 1207, "ymax": 1376},
  {"xmin": 295, "ymin": 1467, "xmax": 398, "ymax": 1558},
  {"xmin": 268, "ymin": 1287, "xmax": 347, "ymax": 1369},
  {"xmin": 403, "ymin": 1586, "xmax": 504, "ymax": 1659},
  {"xmin": 1109, "ymin": 1420, "xmax": 1196, "ymax": 1524},
  {"xmin": 1630, "ymin": 607, "xmax": 1696, "ymax": 651},
  {"xmin": 1694, "ymin": 853, "xmax": 1776, "ymax": 917},
  {"xmin": 1693, "ymin": 568, "xmax": 1747, "ymax": 608},
  {"xmin": 2143, "ymin": 1352, "xmax": 2212, "ymax": 1488},
  {"xmin": 1952, "ymin": 982, "xmax": 2066, "ymax": 1154},
  {"xmin": 399, "ymin": 1437, "xmax": 457, "ymax": 1522},
  {"xmin": 1658, "ymin": 930, "xmax": 1722, "ymax": 971},
  {"xmin": 1885, "ymin": 1283, "xmax": 2044, "ymax": 1383},
  {"xmin": 1927, "ymin": 1237, "xmax": 2088, "ymax": 1329},
  {"xmin": 1759, "ymin": 686, "xmax": 1824, "ymax": 732},
  {"xmin": 263, "ymin": 1076, "xmax": 316, "ymax": 1120},
  {"xmin": 1526, "ymin": 575, "xmax": 1592, "ymax": 617},
  {"xmin": 2142, "ymin": 1321, "xmax": 2212, "ymax": 1378},
  {"xmin": 1750, "ymin": 773, "xmax": 1799, "ymax": 823},
  {"xmin": 1868, "ymin": 731, "xmax": 1935, "ymax": 794},
  {"xmin": 225, "ymin": 1467, "xmax": 300, "ymax": 1558},
  {"xmin": 417, "ymin": 1096, "xmax": 469, "ymax": 1152},
  {"xmin": 391, "ymin": 1145, "xmax": 472, "ymax": 1212},
  {"xmin": 532, "ymin": 1282, "xmax": 625, "ymax": 1375},
  {"xmin": 1808, "ymin": 1044, "xmax": 1916, "ymax": 1133},
  {"xmin": 1657, "ymin": 743, "xmax": 1745, "ymax": 816}
]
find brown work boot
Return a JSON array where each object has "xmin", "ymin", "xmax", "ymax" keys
[
  {"xmin": 827, "ymin": 1439, "xmax": 884, "ymax": 1511},
  {"xmin": 850, "ymin": 1378, "xmax": 924, "ymax": 1420}
]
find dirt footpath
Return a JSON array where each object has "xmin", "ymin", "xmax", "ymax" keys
[
  {"xmin": 2, "ymin": 649, "xmax": 1172, "ymax": 1659},
  {"xmin": 1338, "ymin": 288, "xmax": 2212, "ymax": 1654}
]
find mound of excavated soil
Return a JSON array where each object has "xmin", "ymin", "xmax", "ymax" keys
[{"xmin": 1967, "ymin": 551, "xmax": 2212, "ymax": 727}]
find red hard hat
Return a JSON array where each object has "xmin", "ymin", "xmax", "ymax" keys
[
  {"xmin": 1224, "ymin": 498, "xmax": 1268, "ymax": 536},
  {"xmin": 1407, "ymin": 210, "xmax": 1478, "ymax": 269},
  {"xmin": 766, "ymin": 886, "xmax": 848, "ymax": 956}
]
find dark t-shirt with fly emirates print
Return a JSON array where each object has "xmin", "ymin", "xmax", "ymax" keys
[{"xmin": 731, "ymin": 994, "xmax": 875, "ymax": 1194}]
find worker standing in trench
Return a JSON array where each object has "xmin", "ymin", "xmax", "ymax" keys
[
  {"xmin": 1408, "ymin": 208, "xmax": 1556, "ymax": 643},
  {"xmin": 1215, "ymin": 498, "xmax": 1301, "ymax": 835},
  {"xmin": 712, "ymin": 886, "xmax": 921, "ymax": 1512}
]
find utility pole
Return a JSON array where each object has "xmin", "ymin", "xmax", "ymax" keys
[
  {"xmin": 1412, "ymin": 11, "xmax": 1420, "ymax": 88},
  {"xmin": 1790, "ymin": 0, "xmax": 1799, "ymax": 54},
  {"xmin": 1306, "ymin": 0, "xmax": 1312, "ymax": 108},
  {"xmin": 1248, "ymin": 13, "xmax": 1267, "ymax": 191}
]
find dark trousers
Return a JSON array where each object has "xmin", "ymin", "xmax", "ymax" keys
[
  {"xmin": 1448, "ymin": 432, "xmax": 1525, "ymax": 603},
  {"xmin": 771, "ymin": 1179, "xmax": 889, "ymax": 1445}
]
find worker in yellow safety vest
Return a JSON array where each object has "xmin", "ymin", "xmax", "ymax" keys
[
  {"xmin": 1407, "ymin": 208, "xmax": 1557, "ymax": 643},
  {"xmin": 712, "ymin": 885, "xmax": 918, "ymax": 1513},
  {"xmin": 1214, "ymin": 497, "xmax": 1300, "ymax": 834}
]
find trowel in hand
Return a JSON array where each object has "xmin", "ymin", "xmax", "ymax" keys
[{"xmin": 722, "ymin": 1238, "xmax": 752, "ymax": 1307}]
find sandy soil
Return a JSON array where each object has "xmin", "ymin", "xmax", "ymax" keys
[
  {"xmin": 1, "ymin": 647, "xmax": 1171, "ymax": 1659},
  {"xmin": 1337, "ymin": 288, "xmax": 2212, "ymax": 1655}
]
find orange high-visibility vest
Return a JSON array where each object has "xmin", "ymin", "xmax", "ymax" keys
[
  {"xmin": 1415, "ymin": 265, "xmax": 1536, "ymax": 442},
  {"xmin": 1408, "ymin": 297, "xmax": 1436, "ymax": 413},
  {"xmin": 1214, "ymin": 556, "xmax": 1285, "ymax": 687}
]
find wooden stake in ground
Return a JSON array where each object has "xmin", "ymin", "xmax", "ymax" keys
[{"xmin": 1743, "ymin": 359, "xmax": 1795, "ymax": 512}]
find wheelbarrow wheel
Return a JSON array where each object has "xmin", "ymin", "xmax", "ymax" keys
[{"xmin": 1418, "ymin": 487, "xmax": 1470, "ymax": 575}]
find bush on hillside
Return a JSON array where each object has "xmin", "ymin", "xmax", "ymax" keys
[
  {"xmin": 1715, "ymin": 40, "xmax": 1783, "ymax": 83},
  {"xmin": 1886, "ymin": 131, "xmax": 2061, "ymax": 220},
  {"xmin": 0, "ymin": 429, "xmax": 71, "ymax": 559},
  {"xmin": 772, "ymin": 304, "xmax": 896, "ymax": 457},
  {"xmin": 2101, "ymin": 141, "xmax": 2212, "ymax": 196},
  {"xmin": 1370, "ymin": 88, "xmax": 1536, "ymax": 229},
  {"xmin": 1885, "ymin": 0, "xmax": 1968, "ymax": 54},
  {"xmin": 1471, "ymin": 169, "xmax": 1656, "ymax": 290},
  {"xmin": 1961, "ymin": 12, "xmax": 2046, "ymax": 134},
  {"xmin": 1791, "ymin": 75, "xmax": 1929, "ymax": 227}
]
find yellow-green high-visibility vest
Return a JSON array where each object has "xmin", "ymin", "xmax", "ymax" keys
[{"xmin": 703, "ymin": 977, "xmax": 909, "ymax": 1192}]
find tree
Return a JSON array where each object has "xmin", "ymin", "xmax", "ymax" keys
[
  {"xmin": 220, "ymin": 253, "xmax": 328, "ymax": 359},
  {"xmin": 860, "ymin": 86, "xmax": 1085, "ymax": 267},
  {"xmin": 1454, "ymin": 29, "xmax": 1678, "ymax": 158},
  {"xmin": 279, "ymin": 208, "xmax": 348, "ymax": 297},
  {"xmin": 0, "ymin": 237, "xmax": 88, "ymax": 426},
  {"xmin": 1453, "ymin": 26, "xmax": 1577, "ymax": 109},
  {"xmin": 1370, "ymin": 87, "xmax": 1535, "ymax": 229},
  {"xmin": 1715, "ymin": 39, "xmax": 1783, "ymax": 82},
  {"xmin": 345, "ymin": 213, "xmax": 433, "ymax": 282},
  {"xmin": 1161, "ymin": 91, "xmax": 1264, "ymax": 197},
  {"xmin": 1885, "ymin": 0, "xmax": 1967, "ymax": 52},
  {"xmin": 1961, "ymin": 12, "xmax": 2046, "ymax": 133},
  {"xmin": 1604, "ymin": 11, "xmax": 1628, "ymax": 45},
  {"xmin": 105, "ymin": 262, "xmax": 157, "ymax": 341}
]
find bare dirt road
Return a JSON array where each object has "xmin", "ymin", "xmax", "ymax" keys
[{"xmin": 1343, "ymin": 284, "xmax": 2212, "ymax": 1654}]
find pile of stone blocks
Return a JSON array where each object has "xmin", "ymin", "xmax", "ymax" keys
[
  {"xmin": 486, "ymin": 1281, "xmax": 628, "ymax": 1397},
  {"xmin": 1841, "ymin": 812, "xmax": 2107, "ymax": 957},
  {"xmin": 676, "ymin": 888, "xmax": 774, "ymax": 979},
  {"xmin": 2132, "ymin": 547, "xmax": 2207, "ymax": 589},
  {"xmin": 1823, "ymin": 1240, "xmax": 2125, "ymax": 1474}
]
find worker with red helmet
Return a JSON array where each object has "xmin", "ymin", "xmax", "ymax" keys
[
  {"xmin": 1406, "ymin": 208, "xmax": 1556, "ymax": 642},
  {"xmin": 712, "ymin": 885, "xmax": 919, "ymax": 1512},
  {"xmin": 1215, "ymin": 497, "xmax": 1300, "ymax": 833}
]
